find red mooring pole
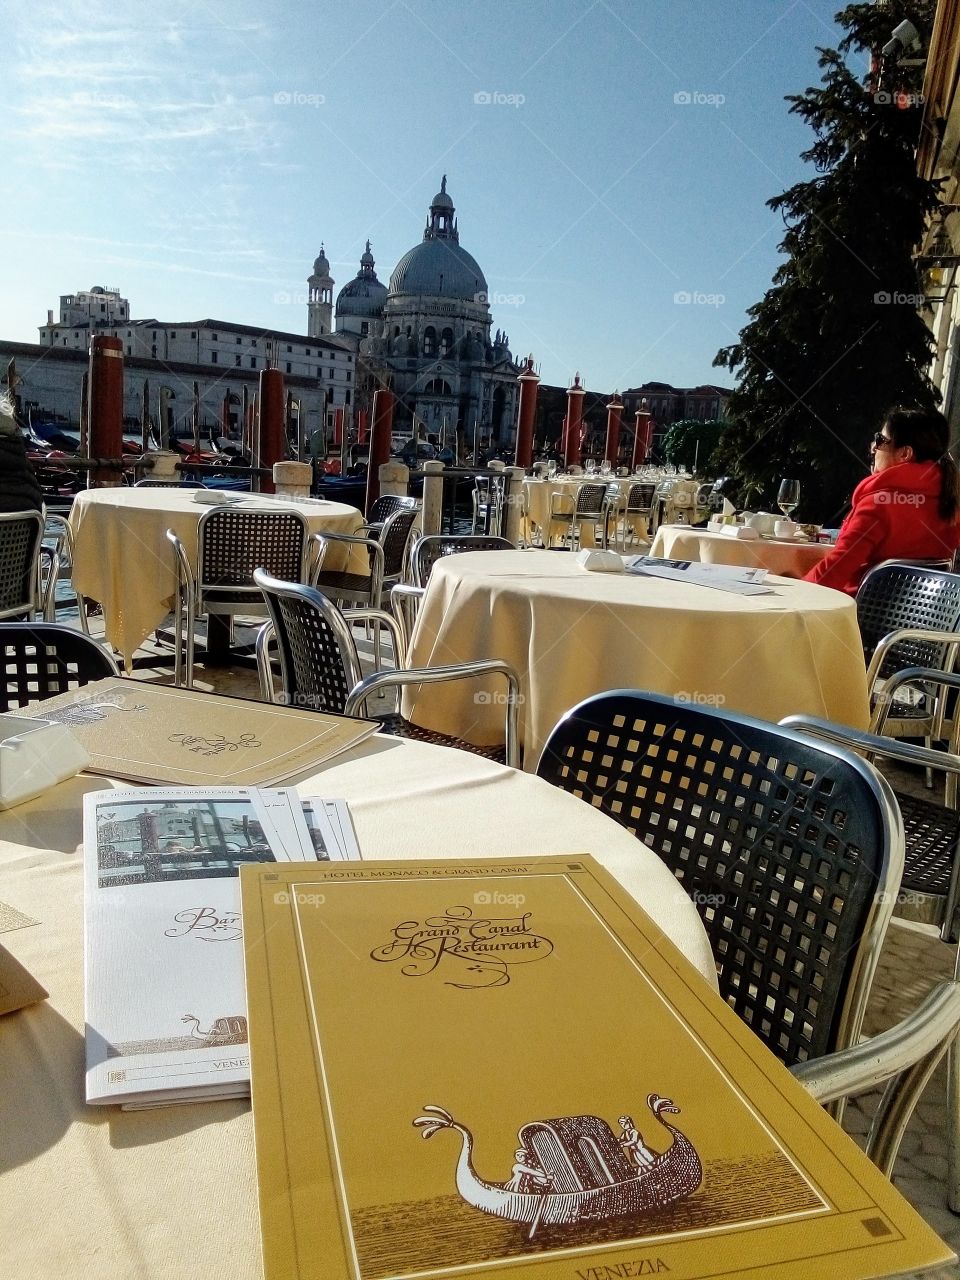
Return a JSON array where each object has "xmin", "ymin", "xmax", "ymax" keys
[
  {"xmin": 564, "ymin": 374, "xmax": 585, "ymax": 470},
  {"xmin": 604, "ymin": 393, "xmax": 623, "ymax": 467},
  {"xmin": 87, "ymin": 335, "xmax": 124, "ymax": 487},
  {"xmin": 257, "ymin": 368, "xmax": 286, "ymax": 493},
  {"xmin": 513, "ymin": 355, "xmax": 540, "ymax": 468},
  {"xmin": 365, "ymin": 389, "xmax": 395, "ymax": 516}
]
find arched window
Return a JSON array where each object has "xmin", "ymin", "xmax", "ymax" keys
[
  {"xmin": 440, "ymin": 327, "xmax": 454, "ymax": 356},
  {"xmin": 423, "ymin": 326, "xmax": 437, "ymax": 356}
]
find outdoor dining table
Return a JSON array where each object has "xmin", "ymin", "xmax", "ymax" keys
[
  {"xmin": 0, "ymin": 732, "xmax": 717, "ymax": 1279},
  {"xmin": 68, "ymin": 488, "xmax": 369, "ymax": 668},
  {"xmin": 403, "ymin": 548, "xmax": 871, "ymax": 768},
  {"xmin": 651, "ymin": 523, "xmax": 833, "ymax": 577}
]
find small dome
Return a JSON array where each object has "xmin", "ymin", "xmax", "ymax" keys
[
  {"xmin": 431, "ymin": 174, "xmax": 453, "ymax": 210},
  {"xmin": 312, "ymin": 245, "xmax": 330, "ymax": 276},
  {"xmin": 336, "ymin": 241, "xmax": 387, "ymax": 318},
  {"xmin": 336, "ymin": 275, "xmax": 388, "ymax": 317}
]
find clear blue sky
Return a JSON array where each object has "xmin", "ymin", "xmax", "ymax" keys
[{"xmin": 6, "ymin": 0, "xmax": 855, "ymax": 392}]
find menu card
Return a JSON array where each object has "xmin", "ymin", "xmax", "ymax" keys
[
  {"xmin": 20, "ymin": 679, "xmax": 378, "ymax": 786},
  {"xmin": 240, "ymin": 856, "xmax": 950, "ymax": 1280}
]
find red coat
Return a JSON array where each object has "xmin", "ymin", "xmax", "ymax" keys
[{"xmin": 804, "ymin": 460, "xmax": 960, "ymax": 596}]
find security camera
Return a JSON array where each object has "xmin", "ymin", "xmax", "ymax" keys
[{"xmin": 882, "ymin": 18, "xmax": 921, "ymax": 57}]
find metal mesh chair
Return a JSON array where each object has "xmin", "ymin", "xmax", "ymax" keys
[
  {"xmin": 548, "ymin": 482, "xmax": 610, "ymax": 549},
  {"xmin": 0, "ymin": 621, "xmax": 119, "ymax": 712},
  {"xmin": 536, "ymin": 689, "xmax": 960, "ymax": 1176},
  {"xmin": 254, "ymin": 570, "xmax": 520, "ymax": 767},
  {"xmin": 166, "ymin": 506, "xmax": 314, "ymax": 688},
  {"xmin": 537, "ymin": 689, "xmax": 899, "ymax": 1067},
  {"xmin": 609, "ymin": 481, "xmax": 656, "ymax": 550},
  {"xmin": 855, "ymin": 562, "xmax": 960, "ymax": 752},
  {"xmin": 391, "ymin": 535, "xmax": 516, "ymax": 652},
  {"xmin": 0, "ymin": 511, "xmax": 44, "ymax": 621},
  {"xmin": 782, "ymin": 691, "xmax": 960, "ymax": 1202},
  {"xmin": 312, "ymin": 506, "xmax": 419, "ymax": 611},
  {"xmin": 364, "ymin": 494, "xmax": 418, "ymax": 528},
  {"xmin": 470, "ymin": 475, "xmax": 507, "ymax": 535}
]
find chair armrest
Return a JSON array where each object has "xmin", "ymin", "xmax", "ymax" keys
[
  {"xmin": 255, "ymin": 621, "xmax": 277, "ymax": 702},
  {"xmin": 345, "ymin": 659, "xmax": 522, "ymax": 770},
  {"xmin": 340, "ymin": 606, "xmax": 406, "ymax": 667},
  {"xmin": 549, "ymin": 493, "xmax": 575, "ymax": 518},
  {"xmin": 781, "ymin": 706, "xmax": 960, "ymax": 777},
  {"xmin": 313, "ymin": 532, "xmax": 385, "ymax": 603},
  {"xmin": 866, "ymin": 628, "xmax": 960, "ymax": 690},
  {"xmin": 164, "ymin": 528, "xmax": 195, "ymax": 595},
  {"xmin": 305, "ymin": 531, "xmax": 326, "ymax": 585},
  {"xmin": 389, "ymin": 583, "xmax": 425, "ymax": 656},
  {"xmin": 791, "ymin": 979, "xmax": 960, "ymax": 1174}
]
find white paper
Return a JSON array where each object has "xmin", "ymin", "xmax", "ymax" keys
[
  {"xmin": 84, "ymin": 786, "xmax": 305, "ymax": 1106},
  {"xmin": 626, "ymin": 556, "xmax": 774, "ymax": 595}
]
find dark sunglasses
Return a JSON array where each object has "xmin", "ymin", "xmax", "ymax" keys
[{"xmin": 872, "ymin": 431, "xmax": 895, "ymax": 450}]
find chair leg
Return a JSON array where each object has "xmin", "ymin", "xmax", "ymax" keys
[
  {"xmin": 184, "ymin": 598, "xmax": 196, "ymax": 689},
  {"xmin": 948, "ymin": 1034, "xmax": 960, "ymax": 1211}
]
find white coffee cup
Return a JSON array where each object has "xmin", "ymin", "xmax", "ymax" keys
[{"xmin": 774, "ymin": 518, "xmax": 797, "ymax": 538}]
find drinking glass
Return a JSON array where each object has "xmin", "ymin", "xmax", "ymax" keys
[
  {"xmin": 777, "ymin": 478, "xmax": 801, "ymax": 517},
  {"xmin": 600, "ymin": 460, "xmax": 612, "ymax": 477},
  {"xmin": 584, "ymin": 458, "xmax": 597, "ymax": 475}
]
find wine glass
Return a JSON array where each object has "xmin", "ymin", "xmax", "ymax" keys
[
  {"xmin": 777, "ymin": 478, "xmax": 801, "ymax": 518},
  {"xmin": 584, "ymin": 458, "xmax": 597, "ymax": 475}
]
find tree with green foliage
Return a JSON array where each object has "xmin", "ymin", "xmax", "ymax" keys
[
  {"xmin": 662, "ymin": 419, "xmax": 725, "ymax": 474},
  {"xmin": 714, "ymin": 1, "xmax": 940, "ymax": 523}
]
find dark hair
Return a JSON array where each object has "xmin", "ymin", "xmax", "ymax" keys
[{"xmin": 882, "ymin": 405, "xmax": 959, "ymax": 522}]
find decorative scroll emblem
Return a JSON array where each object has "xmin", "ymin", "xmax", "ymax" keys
[
  {"xmin": 42, "ymin": 696, "xmax": 146, "ymax": 726},
  {"xmin": 169, "ymin": 732, "xmax": 262, "ymax": 757},
  {"xmin": 370, "ymin": 906, "xmax": 553, "ymax": 989},
  {"xmin": 164, "ymin": 907, "xmax": 242, "ymax": 941}
]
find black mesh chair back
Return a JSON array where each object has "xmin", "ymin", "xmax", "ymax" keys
[
  {"xmin": 0, "ymin": 511, "xmax": 44, "ymax": 621},
  {"xmin": 198, "ymin": 507, "xmax": 309, "ymax": 606},
  {"xmin": 378, "ymin": 507, "xmax": 419, "ymax": 580},
  {"xmin": 134, "ymin": 478, "xmax": 205, "ymax": 488},
  {"xmin": 855, "ymin": 562, "xmax": 960, "ymax": 678},
  {"xmin": 536, "ymin": 689, "xmax": 900, "ymax": 1066},
  {"xmin": 0, "ymin": 622, "xmax": 120, "ymax": 712},
  {"xmin": 253, "ymin": 570, "xmax": 361, "ymax": 714},
  {"xmin": 410, "ymin": 535, "xmax": 515, "ymax": 588},
  {"xmin": 367, "ymin": 495, "xmax": 417, "ymax": 525},
  {"xmin": 625, "ymin": 482, "xmax": 656, "ymax": 513},
  {"xmin": 574, "ymin": 483, "xmax": 609, "ymax": 517}
]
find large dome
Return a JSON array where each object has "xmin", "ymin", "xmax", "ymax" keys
[
  {"xmin": 388, "ymin": 178, "xmax": 488, "ymax": 302},
  {"xmin": 388, "ymin": 240, "xmax": 487, "ymax": 301}
]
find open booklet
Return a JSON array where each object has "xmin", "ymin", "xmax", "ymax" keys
[
  {"xmin": 626, "ymin": 555, "xmax": 773, "ymax": 594},
  {"xmin": 240, "ymin": 857, "xmax": 952, "ymax": 1280},
  {"xmin": 83, "ymin": 785, "xmax": 360, "ymax": 1108}
]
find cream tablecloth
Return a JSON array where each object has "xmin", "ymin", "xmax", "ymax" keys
[
  {"xmin": 69, "ymin": 489, "xmax": 368, "ymax": 667},
  {"xmin": 652, "ymin": 524, "xmax": 831, "ymax": 577},
  {"xmin": 403, "ymin": 549, "xmax": 871, "ymax": 768},
  {"xmin": 0, "ymin": 735, "xmax": 716, "ymax": 1280}
]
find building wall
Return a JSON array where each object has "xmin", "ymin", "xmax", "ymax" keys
[{"xmin": 0, "ymin": 339, "xmax": 336, "ymax": 443}]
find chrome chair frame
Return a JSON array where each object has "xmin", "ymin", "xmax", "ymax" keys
[
  {"xmin": 253, "ymin": 570, "xmax": 521, "ymax": 768},
  {"xmin": 166, "ymin": 506, "xmax": 317, "ymax": 688},
  {"xmin": 548, "ymin": 482, "xmax": 610, "ymax": 550}
]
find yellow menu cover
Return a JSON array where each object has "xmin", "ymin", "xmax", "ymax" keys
[
  {"xmin": 15, "ymin": 679, "xmax": 378, "ymax": 785},
  {"xmin": 240, "ymin": 857, "xmax": 952, "ymax": 1280}
]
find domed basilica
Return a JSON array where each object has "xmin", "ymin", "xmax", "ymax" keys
[{"xmin": 310, "ymin": 178, "xmax": 520, "ymax": 444}]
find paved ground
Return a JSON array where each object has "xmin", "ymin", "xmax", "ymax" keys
[{"xmin": 67, "ymin": 606, "xmax": 960, "ymax": 1273}]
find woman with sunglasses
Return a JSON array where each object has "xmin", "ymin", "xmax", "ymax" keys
[{"xmin": 804, "ymin": 406, "xmax": 960, "ymax": 595}]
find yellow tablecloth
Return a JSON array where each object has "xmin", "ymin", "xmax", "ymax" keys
[
  {"xmin": 69, "ymin": 490, "xmax": 367, "ymax": 666},
  {"xmin": 0, "ymin": 735, "xmax": 716, "ymax": 1280},
  {"xmin": 652, "ymin": 524, "xmax": 832, "ymax": 577},
  {"xmin": 404, "ymin": 549, "xmax": 871, "ymax": 768}
]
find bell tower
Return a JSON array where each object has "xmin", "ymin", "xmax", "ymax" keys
[{"xmin": 308, "ymin": 245, "xmax": 334, "ymax": 336}]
